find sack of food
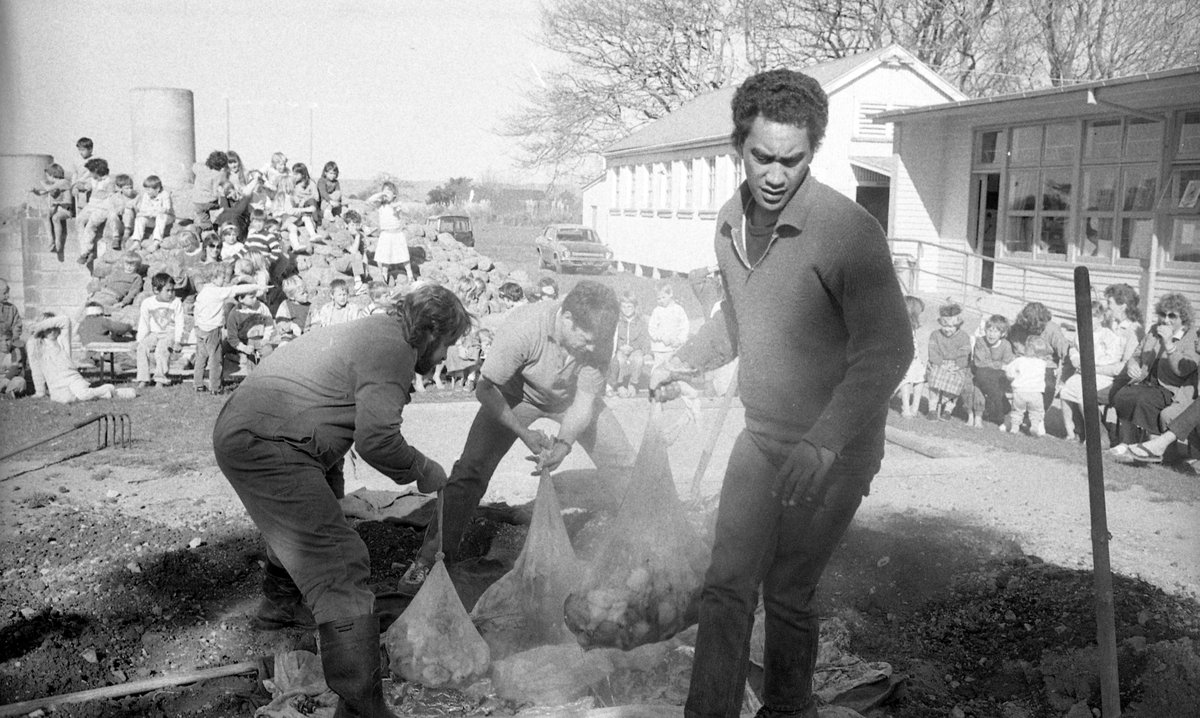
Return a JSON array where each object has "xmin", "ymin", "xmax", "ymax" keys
[
  {"xmin": 384, "ymin": 559, "xmax": 490, "ymax": 688},
  {"xmin": 471, "ymin": 471, "xmax": 583, "ymax": 660},
  {"xmin": 564, "ymin": 415, "xmax": 709, "ymax": 649}
]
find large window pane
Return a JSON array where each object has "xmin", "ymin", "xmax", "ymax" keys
[
  {"xmin": 1011, "ymin": 126, "xmax": 1042, "ymax": 165},
  {"xmin": 1170, "ymin": 218, "xmax": 1200, "ymax": 262},
  {"xmin": 1043, "ymin": 123, "xmax": 1077, "ymax": 164},
  {"xmin": 1125, "ymin": 119, "xmax": 1163, "ymax": 159},
  {"xmin": 1041, "ymin": 168, "xmax": 1073, "ymax": 212},
  {"xmin": 1083, "ymin": 167, "xmax": 1117, "ymax": 211},
  {"xmin": 1008, "ymin": 171, "xmax": 1038, "ymax": 210},
  {"xmin": 1122, "ymin": 166, "xmax": 1158, "ymax": 211},
  {"xmin": 1006, "ymin": 216, "xmax": 1034, "ymax": 253},
  {"xmin": 1040, "ymin": 217, "xmax": 1067, "ymax": 255},
  {"xmin": 1121, "ymin": 219, "xmax": 1154, "ymax": 260},
  {"xmin": 1081, "ymin": 216, "xmax": 1114, "ymax": 258},
  {"xmin": 1085, "ymin": 120, "xmax": 1122, "ymax": 160},
  {"xmin": 977, "ymin": 130, "xmax": 1001, "ymax": 165},
  {"xmin": 1178, "ymin": 111, "xmax": 1200, "ymax": 157}
]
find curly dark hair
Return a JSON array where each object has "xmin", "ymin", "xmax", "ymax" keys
[
  {"xmin": 84, "ymin": 157, "xmax": 109, "ymax": 177},
  {"xmin": 1155, "ymin": 293, "xmax": 1193, "ymax": 328},
  {"xmin": 562, "ymin": 280, "xmax": 619, "ymax": 337},
  {"xmin": 1103, "ymin": 284, "xmax": 1140, "ymax": 323},
  {"xmin": 204, "ymin": 150, "xmax": 229, "ymax": 171},
  {"xmin": 731, "ymin": 69, "xmax": 828, "ymax": 152},
  {"xmin": 399, "ymin": 283, "xmax": 472, "ymax": 348}
]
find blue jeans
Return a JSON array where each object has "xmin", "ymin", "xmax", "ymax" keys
[
  {"xmin": 212, "ymin": 409, "xmax": 371, "ymax": 625},
  {"xmin": 685, "ymin": 429, "xmax": 875, "ymax": 718}
]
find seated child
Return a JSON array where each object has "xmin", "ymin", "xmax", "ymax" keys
[
  {"xmin": 1058, "ymin": 301, "xmax": 1124, "ymax": 441},
  {"xmin": 75, "ymin": 158, "xmax": 117, "ymax": 264},
  {"xmin": 79, "ymin": 301, "xmax": 136, "ymax": 373},
  {"xmin": 88, "ymin": 251, "xmax": 144, "ymax": 311},
  {"xmin": 897, "ymin": 296, "xmax": 927, "ymax": 417},
  {"xmin": 274, "ymin": 275, "xmax": 313, "ymax": 336},
  {"xmin": 108, "ymin": 174, "xmax": 138, "ymax": 249},
  {"xmin": 970, "ymin": 314, "xmax": 1014, "ymax": 427},
  {"xmin": 0, "ymin": 282, "xmax": 25, "ymax": 397},
  {"xmin": 310, "ymin": 278, "xmax": 364, "ymax": 328},
  {"xmin": 926, "ymin": 302, "xmax": 971, "ymax": 421},
  {"xmin": 130, "ymin": 175, "xmax": 174, "ymax": 249},
  {"xmin": 135, "ymin": 272, "xmax": 185, "ymax": 387},
  {"xmin": 1005, "ymin": 335, "xmax": 1051, "ymax": 436},
  {"xmin": 223, "ymin": 281, "xmax": 275, "ymax": 378},
  {"xmin": 28, "ymin": 314, "xmax": 115, "ymax": 403},
  {"xmin": 30, "ymin": 162, "xmax": 73, "ymax": 256},
  {"xmin": 609, "ymin": 291, "xmax": 650, "ymax": 398},
  {"xmin": 364, "ymin": 280, "xmax": 395, "ymax": 315}
]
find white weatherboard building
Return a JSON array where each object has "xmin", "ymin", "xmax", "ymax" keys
[
  {"xmin": 880, "ymin": 66, "xmax": 1200, "ymax": 318},
  {"xmin": 581, "ymin": 45, "xmax": 965, "ymax": 275}
]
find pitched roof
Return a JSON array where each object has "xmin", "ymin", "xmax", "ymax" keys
[{"xmin": 604, "ymin": 45, "xmax": 932, "ymax": 157}]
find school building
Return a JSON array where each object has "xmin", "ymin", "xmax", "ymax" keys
[
  {"xmin": 581, "ymin": 45, "xmax": 965, "ymax": 275},
  {"xmin": 880, "ymin": 65, "xmax": 1200, "ymax": 320}
]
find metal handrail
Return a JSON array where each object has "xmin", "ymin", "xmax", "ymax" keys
[{"xmin": 889, "ymin": 237, "xmax": 1079, "ymax": 321}]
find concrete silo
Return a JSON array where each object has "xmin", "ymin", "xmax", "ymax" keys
[
  {"xmin": 130, "ymin": 87, "xmax": 196, "ymax": 189},
  {"xmin": 0, "ymin": 153, "xmax": 52, "ymax": 210}
]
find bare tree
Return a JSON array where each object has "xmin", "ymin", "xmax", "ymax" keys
[
  {"xmin": 504, "ymin": 0, "xmax": 750, "ymax": 174},
  {"xmin": 509, "ymin": 0, "xmax": 1200, "ymax": 173},
  {"xmin": 1027, "ymin": 0, "xmax": 1200, "ymax": 85}
]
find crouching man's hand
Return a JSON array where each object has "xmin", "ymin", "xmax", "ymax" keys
[{"xmin": 409, "ymin": 453, "xmax": 449, "ymax": 494}]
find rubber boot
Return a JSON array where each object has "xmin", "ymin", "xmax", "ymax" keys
[
  {"xmin": 252, "ymin": 562, "xmax": 316, "ymax": 630},
  {"xmin": 319, "ymin": 614, "xmax": 397, "ymax": 718}
]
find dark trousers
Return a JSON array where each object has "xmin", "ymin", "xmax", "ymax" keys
[
  {"xmin": 213, "ymin": 417, "xmax": 371, "ymax": 625},
  {"xmin": 685, "ymin": 429, "xmax": 872, "ymax": 718},
  {"xmin": 417, "ymin": 396, "xmax": 634, "ymax": 565},
  {"xmin": 972, "ymin": 367, "xmax": 1009, "ymax": 423}
]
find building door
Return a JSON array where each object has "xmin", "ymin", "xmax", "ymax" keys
[
  {"xmin": 970, "ymin": 173, "xmax": 1000, "ymax": 290},
  {"xmin": 855, "ymin": 186, "xmax": 890, "ymax": 234}
]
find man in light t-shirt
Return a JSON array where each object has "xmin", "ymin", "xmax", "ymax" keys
[{"xmin": 401, "ymin": 280, "xmax": 634, "ymax": 590}]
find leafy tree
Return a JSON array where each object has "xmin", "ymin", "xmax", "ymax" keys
[{"xmin": 426, "ymin": 177, "xmax": 475, "ymax": 206}]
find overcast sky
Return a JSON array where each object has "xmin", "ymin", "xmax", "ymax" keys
[{"xmin": 0, "ymin": 0, "xmax": 560, "ymax": 182}]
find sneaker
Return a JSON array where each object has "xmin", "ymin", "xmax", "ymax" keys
[{"xmin": 399, "ymin": 559, "xmax": 432, "ymax": 594}]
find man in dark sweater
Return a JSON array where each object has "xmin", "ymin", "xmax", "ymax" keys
[
  {"xmin": 212, "ymin": 284, "xmax": 471, "ymax": 718},
  {"xmin": 651, "ymin": 70, "xmax": 912, "ymax": 718}
]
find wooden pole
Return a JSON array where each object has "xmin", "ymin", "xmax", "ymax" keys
[
  {"xmin": 0, "ymin": 660, "xmax": 262, "ymax": 717},
  {"xmin": 690, "ymin": 372, "xmax": 738, "ymax": 498},
  {"xmin": 1074, "ymin": 265, "xmax": 1122, "ymax": 717},
  {"xmin": 0, "ymin": 414, "xmax": 104, "ymax": 463}
]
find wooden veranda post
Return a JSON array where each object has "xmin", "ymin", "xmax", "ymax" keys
[{"xmin": 1073, "ymin": 265, "xmax": 1121, "ymax": 717}]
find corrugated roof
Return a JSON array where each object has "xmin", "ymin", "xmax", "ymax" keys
[{"xmin": 605, "ymin": 46, "xmax": 901, "ymax": 157}]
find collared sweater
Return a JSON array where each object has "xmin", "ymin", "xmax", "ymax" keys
[
  {"xmin": 677, "ymin": 177, "xmax": 911, "ymax": 457},
  {"xmin": 214, "ymin": 314, "xmax": 434, "ymax": 482}
]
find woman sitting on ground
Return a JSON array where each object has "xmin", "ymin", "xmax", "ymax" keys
[{"xmin": 1109, "ymin": 293, "xmax": 1198, "ymax": 456}]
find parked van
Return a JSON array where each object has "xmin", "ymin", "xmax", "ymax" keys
[{"xmin": 426, "ymin": 215, "xmax": 474, "ymax": 247}]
